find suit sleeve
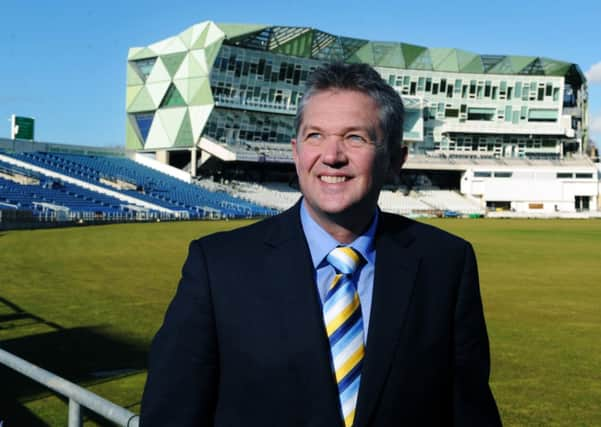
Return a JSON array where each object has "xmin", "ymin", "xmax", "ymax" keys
[
  {"xmin": 140, "ymin": 240, "xmax": 218, "ymax": 427},
  {"xmin": 453, "ymin": 243, "xmax": 502, "ymax": 426}
]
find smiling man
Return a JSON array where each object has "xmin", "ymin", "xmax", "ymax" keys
[{"xmin": 141, "ymin": 63, "xmax": 502, "ymax": 426}]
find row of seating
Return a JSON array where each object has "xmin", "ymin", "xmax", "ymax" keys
[{"xmin": 3, "ymin": 152, "xmax": 277, "ymax": 219}]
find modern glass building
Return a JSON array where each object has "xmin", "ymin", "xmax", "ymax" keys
[{"xmin": 126, "ymin": 21, "xmax": 588, "ymax": 172}]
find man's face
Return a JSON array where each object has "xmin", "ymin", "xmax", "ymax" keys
[{"xmin": 292, "ymin": 89, "xmax": 394, "ymax": 229}]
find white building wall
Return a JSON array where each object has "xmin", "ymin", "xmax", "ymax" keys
[{"xmin": 461, "ymin": 167, "xmax": 598, "ymax": 213}]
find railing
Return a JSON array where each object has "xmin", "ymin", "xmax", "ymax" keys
[{"xmin": 0, "ymin": 348, "xmax": 139, "ymax": 427}]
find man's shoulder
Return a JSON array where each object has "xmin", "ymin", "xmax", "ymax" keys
[
  {"xmin": 379, "ymin": 211, "xmax": 471, "ymax": 249},
  {"xmin": 194, "ymin": 207, "xmax": 298, "ymax": 250}
]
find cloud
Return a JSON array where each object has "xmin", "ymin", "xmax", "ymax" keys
[{"xmin": 586, "ymin": 62, "xmax": 601, "ymax": 83}]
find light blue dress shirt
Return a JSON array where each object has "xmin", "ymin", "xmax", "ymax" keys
[{"xmin": 299, "ymin": 200, "xmax": 377, "ymax": 342}]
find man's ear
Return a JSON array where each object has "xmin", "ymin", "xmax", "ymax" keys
[
  {"xmin": 387, "ymin": 144, "xmax": 408, "ymax": 182},
  {"xmin": 399, "ymin": 145, "xmax": 408, "ymax": 168},
  {"xmin": 291, "ymin": 138, "xmax": 299, "ymax": 167}
]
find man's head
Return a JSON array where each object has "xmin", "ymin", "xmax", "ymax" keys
[{"xmin": 292, "ymin": 63, "xmax": 406, "ymax": 239}]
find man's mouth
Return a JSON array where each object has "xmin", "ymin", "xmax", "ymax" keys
[{"xmin": 320, "ymin": 176, "xmax": 347, "ymax": 184}]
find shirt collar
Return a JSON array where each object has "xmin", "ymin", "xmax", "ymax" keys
[{"xmin": 300, "ymin": 199, "xmax": 378, "ymax": 269}]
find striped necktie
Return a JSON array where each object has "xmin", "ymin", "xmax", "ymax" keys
[{"xmin": 323, "ymin": 246, "xmax": 365, "ymax": 427}]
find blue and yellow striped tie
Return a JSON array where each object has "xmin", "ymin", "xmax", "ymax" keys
[{"xmin": 323, "ymin": 246, "xmax": 364, "ymax": 427}]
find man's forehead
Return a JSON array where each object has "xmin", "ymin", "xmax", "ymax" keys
[{"xmin": 300, "ymin": 89, "xmax": 381, "ymax": 130}]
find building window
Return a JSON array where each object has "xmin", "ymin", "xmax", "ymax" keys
[
  {"xmin": 556, "ymin": 172, "xmax": 572, "ymax": 179},
  {"xmin": 467, "ymin": 107, "xmax": 495, "ymax": 121},
  {"xmin": 474, "ymin": 171, "xmax": 492, "ymax": 177},
  {"xmin": 494, "ymin": 171, "xmax": 512, "ymax": 178}
]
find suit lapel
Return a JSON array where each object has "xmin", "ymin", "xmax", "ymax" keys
[
  {"xmin": 354, "ymin": 214, "xmax": 420, "ymax": 427},
  {"xmin": 263, "ymin": 204, "xmax": 343, "ymax": 425}
]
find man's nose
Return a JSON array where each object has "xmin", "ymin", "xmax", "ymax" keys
[{"xmin": 321, "ymin": 135, "xmax": 348, "ymax": 165}]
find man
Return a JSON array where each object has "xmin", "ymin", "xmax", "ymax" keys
[{"xmin": 140, "ymin": 63, "xmax": 502, "ymax": 426}]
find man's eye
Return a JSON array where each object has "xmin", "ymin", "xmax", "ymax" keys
[
  {"xmin": 346, "ymin": 134, "xmax": 367, "ymax": 144},
  {"xmin": 306, "ymin": 132, "xmax": 322, "ymax": 141}
]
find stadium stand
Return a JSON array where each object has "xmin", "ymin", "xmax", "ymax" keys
[{"xmin": 0, "ymin": 152, "xmax": 277, "ymax": 222}]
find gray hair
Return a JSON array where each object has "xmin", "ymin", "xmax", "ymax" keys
[{"xmin": 294, "ymin": 62, "xmax": 404, "ymax": 153}]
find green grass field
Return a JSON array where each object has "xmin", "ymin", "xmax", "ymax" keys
[{"xmin": 1, "ymin": 219, "xmax": 600, "ymax": 426}]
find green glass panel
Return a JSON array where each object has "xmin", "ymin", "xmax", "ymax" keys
[
  {"xmin": 509, "ymin": 56, "xmax": 537, "ymax": 73},
  {"xmin": 401, "ymin": 43, "xmax": 427, "ymax": 67},
  {"xmin": 461, "ymin": 56, "xmax": 484, "ymax": 73},
  {"xmin": 161, "ymin": 52, "xmax": 187, "ymax": 77},
  {"xmin": 456, "ymin": 50, "xmax": 478, "ymax": 70},
  {"xmin": 409, "ymin": 50, "xmax": 433, "ymax": 70},
  {"xmin": 340, "ymin": 37, "xmax": 368, "ymax": 59},
  {"xmin": 488, "ymin": 57, "xmax": 514, "ymax": 74},
  {"xmin": 347, "ymin": 42, "xmax": 375, "ymax": 64},
  {"xmin": 272, "ymin": 30, "xmax": 313, "ymax": 57},
  {"xmin": 430, "ymin": 48, "xmax": 458, "ymax": 72},
  {"xmin": 374, "ymin": 43, "xmax": 405, "ymax": 68},
  {"xmin": 161, "ymin": 84, "xmax": 186, "ymax": 107}
]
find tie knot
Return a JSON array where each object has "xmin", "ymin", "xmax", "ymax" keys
[{"xmin": 327, "ymin": 246, "xmax": 362, "ymax": 275}]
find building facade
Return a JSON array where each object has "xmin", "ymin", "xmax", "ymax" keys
[{"xmin": 126, "ymin": 21, "xmax": 588, "ymax": 163}]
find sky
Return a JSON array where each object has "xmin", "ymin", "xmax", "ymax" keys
[{"xmin": 1, "ymin": 0, "xmax": 600, "ymax": 149}]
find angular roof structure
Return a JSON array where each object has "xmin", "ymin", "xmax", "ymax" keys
[{"xmin": 217, "ymin": 23, "xmax": 585, "ymax": 83}]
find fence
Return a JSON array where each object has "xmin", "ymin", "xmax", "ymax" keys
[{"xmin": 0, "ymin": 348, "xmax": 139, "ymax": 427}]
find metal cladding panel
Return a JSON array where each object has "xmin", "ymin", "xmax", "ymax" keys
[
  {"xmin": 191, "ymin": 24, "xmax": 211, "ymax": 50},
  {"xmin": 157, "ymin": 108, "xmax": 187, "ymax": 143},
  {"xmin": 146, "ymin": 58, "xmax": 171, "ymax": 83},
  {"xmin": 126, "ymin": 85, "xmax": 144, "ymax": 109},
  {"xmin": 203, "ymin": 41, "xmax": 223, "ymax": 69},
  {"xmin": 126, "ymin": 116, "xmax": 144, "ymax": 150},
  {"xmin": 146, "ymin": 81, "xmax": 171, "ymax": 108},
  {"xmin": 128, "ymin": 47, "xmax": 157, "ymax": 61},
  {"xmin": 128, "ymin": 87, "xmax": 156, "ymax": 112},
  {"xmin": 145, "ymin": 114, "xmax": 171, "ymax": 149},
  {"xmin": 127, "ymin": 63, "xmax": 144, "ymax": 85},
  {"xmin": 189, "ymin": 105, "xmax": 214, "ymax": 142},
  {"xmin": 174, "ymin": 113, "xmax": 194, "ymax": 147},
  {"xmin": 204, "ymin": 22, "xmax": 226, "ymax": 46},
  {"xmin": 161, "ymin": 52, "xmax": 187, "ymax": 77}
]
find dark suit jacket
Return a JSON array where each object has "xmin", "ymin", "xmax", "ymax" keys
[{"xmin": 140, "ymin": 203, "xmax": 501, "ymax": 426}]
